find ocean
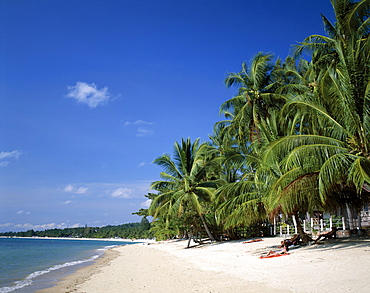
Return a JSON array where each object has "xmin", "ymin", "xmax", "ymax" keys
[{"xmin": 0, "ymin": 237, "xmax": 135, "ymax": 293}]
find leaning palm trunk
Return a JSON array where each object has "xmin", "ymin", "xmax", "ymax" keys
[
  {"xmin": 186, "ymin": 230, "xmax": 194, "ymax": 248},
  {"xmin": 200, "ymin": 214, "xmax": 216, "ymax": 242},
  {"xmin": 293, "ymin": 213, "xmax": 312, "ymax": 245}
]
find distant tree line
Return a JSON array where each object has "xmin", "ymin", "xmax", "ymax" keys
[{"xmin": 0, "ymin": 218, "xmax": 152, "ymax": 239}]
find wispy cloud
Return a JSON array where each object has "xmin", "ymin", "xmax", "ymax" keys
[
  {"xmin": 136, "ymin": 127, "xmax": 154, "ymax": 137},
  {"xmin": 16, "ymin": 210, "xmax": 31, "ymax": 215},
  {"xmin": 108, "ymin": 187, "xmax": 133, "ymax": 199},
  {"xmin": 64, "ymin": 184, "xmax": 74, "ymax": 192},
  {"xmin": 62, "ymin": 180, "xmax": 152, "ymax": 200},
  {"xmin": 0, "ymin": 222, "xmax": 82, "ymax": 231},
  {"xmin": 64, "ymin": 184, "xmax": 88, "ymax": 194},
  {"xmin": 123, "ymin": 120, "xmax": 155, "ymax": 137},
  {"xmin": 66, "ymin": 81, "xmax": 111, "ymax": 108},
  {"xmin": 0, "ymin": 150, "xmax": 23, "ymax": 167},
  {"xmin": 0, "ymin": 150, "xmax": 23, "ymax": 159},
  {"xmin": 75, "ymin": 187, "xmax": 88, "ymax": 194},
  {"xmin": 123, "ymin": 120, "xmax": 154, "ymax": 126}
]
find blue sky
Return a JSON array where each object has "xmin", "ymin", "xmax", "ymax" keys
[{"xmin": 0, "ymin": 0, "xmax": 334, "ymax": 232}]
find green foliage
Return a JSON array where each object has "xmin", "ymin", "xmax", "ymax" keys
[
  {"xmin": 149, "ymin": 138, "xmax": 222, "ymax": 241},
  {"xmin": 0, "ymin": 222, "xmax": 153, "ymax": 239},
  {"xmin": 139, "ymin": 0, "xmax": 370, "ymax": 241}
]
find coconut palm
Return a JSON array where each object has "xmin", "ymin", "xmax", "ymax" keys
[
  {"xmin": 214, "ymin": 107, "xmax": 288, "ymax": 234},
  {"xmin": 149, "ymin": 138, "xmax": 222, "ymax": 241},
  {"xmin": 221, "ymin": 52, "xmax": 286, "ymax": 145},
  {"xmin": 215, "ymin": 145, "xmax": 269, "ymax": 230},
  {"xmin": 214, "ymin": 55, "xmax": 303, "ymax": 235},
  {"xmin": 262, "ymin": 0, "xmax": 370, "ymax": 241}
]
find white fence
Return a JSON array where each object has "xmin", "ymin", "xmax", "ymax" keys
[{"xmin": 275, "ymin": 216, "xmax": 362, "ymax": 236}]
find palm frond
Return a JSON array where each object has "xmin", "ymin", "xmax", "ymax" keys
[{"xmin": 347, "ymin": 157, "xmax": 370, "ymax": 192}]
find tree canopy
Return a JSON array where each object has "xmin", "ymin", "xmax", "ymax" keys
[{"xmin": 144, "ymin": 0, "xmax": 370, "ymax": 242}]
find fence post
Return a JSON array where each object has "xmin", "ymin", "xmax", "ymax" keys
[
  {"xmin": 320, "ymin": 219, "xmax": 324, "ymax": 231},
  {"xmin": 280, "ymin": 225, "xmax": 282, "ymax": 236},
  {"xmin": 357, "ymin": 214, "xmax": 361, "ymax": 230},
  {"xmin": 303, "ymin": 220, "xmax": 306, "ymax": 233},
  {"xmin": 342, "ymin": 217, "xmax": 346, "ymax": 230},
  {"xmin": 311, "ymin": 218, "xmax": 314, "ymax": 233},
  {"xmin": 292, "ymin": 216, "xmax": 298, "ymax": 234},
  {"xmin": 273, "ymin": 217, "xmax": 276, "ymax": 235},
  {"xmin": 329, "ymin": 217, "xmax": 333, "ymax": 229},
  {"xmin": 287, "ymin": 225, "xmax": 290, "ymax": 236}
]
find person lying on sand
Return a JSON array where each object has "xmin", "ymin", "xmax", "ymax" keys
[
  {"xmin": 265, "ymin": 245, "xmax": 289, "ymax": 257},
  {"xmin": 278, "ymin": 234, "xmax": 300, "ymax": 248},
  {"xmin": 242, "ymin": 239, "xmax": 263, "ymax": 244}
]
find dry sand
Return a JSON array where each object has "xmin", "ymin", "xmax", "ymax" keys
[{"xmin": 38, "ymin": 236, "xmax": 370, "ymax": 293}]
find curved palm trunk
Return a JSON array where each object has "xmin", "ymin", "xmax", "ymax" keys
[{"xmin": 199, "ymin": 214, "xmax": 216, "ymax": 242}]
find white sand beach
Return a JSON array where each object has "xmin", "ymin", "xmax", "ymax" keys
[{"xmin": 38, "ymin": 236, "xmax": 370, "ymax": 293}]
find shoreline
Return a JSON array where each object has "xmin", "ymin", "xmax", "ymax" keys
[
  {"xmin": 37, "ymin": 236, "xmax": 370, "ymax": 293},
  {"xmin": 0, "ymin": 238, "xmax": 144, "ymax": 293},
  {"xmin": 36, "ymin": 247, "xmax": 121, "ymax": 293},
  {"xmin": 37, "ymin": 240, "xmax": 276, "ymax": 293}
]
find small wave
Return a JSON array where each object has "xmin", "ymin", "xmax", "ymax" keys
[
  {"xmin": 0, "ymin": 254, "xmax": 100, "ymax": 293},
  {"xmin": 96, "ymin": 243, "xmax": 126, "ymax": 252},
  {"xmin": 102, "ymin": 244, "xmax": 121, "ymax": 250}
]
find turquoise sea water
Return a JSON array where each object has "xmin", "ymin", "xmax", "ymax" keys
[{"xmin": 0, "ymin": 237, "xmax": 134, "ymax": 293}]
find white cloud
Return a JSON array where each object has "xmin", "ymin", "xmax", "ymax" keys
[
  {"xmin": 109, "ymin": 187, "xmax": 133, "ymax": 199},
  {"xmin": 75, "ymin": 187, "xmax": 88, "ymax": 194},
  {"xmin": 122, "ymin": 120, "xmax": 155, "ymax": 137},
  {"xmin": 64, "ymin": 184, "xmax": 88, "ymax": 194},
  {"xmin": 136, "ymin": 127, "xmax": 154, "ymax": 137},
  {"xmin": 123, "ymin": 120, "xmax": 154, "ymax": 126},
  {"xmin": 62, "ymin": 180, "xmax": 152, "ymax": 200},
  {"xmin": 64, "ymin": 184, "xmax": 74, "ymax": 192},
  {"xmin": 66, "ymin": 81, "xmax": 111, "ymax": 108},
  {"xmin": 141, "ymin": 199, "xmax": 152, "ymax": 208},
  {"xmin": 0, "ymin": 150, "xmax": 23, "ymax": 160},
  {"xmin": 63, "ymin": 200, "xmax": 72, "ymax": 204},
  {"xmin": 0, "ymin": 222, "xmax": 83, "ymax": 232},
  {"xmin": 0, "ymin": 150, "xmax": 23, "ymax": 167},
  {"xmin": 0, "ymin": 223, "xmax": 14, "ymax": 228},
  {"xmin": 16, "ymin": 210, "xmax": 31, "ymax": 215}
]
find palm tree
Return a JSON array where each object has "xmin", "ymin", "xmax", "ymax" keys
[
  {"xmin": 221, "ymin": 52, "xmax": 286, "ymax": 145},
  {"xmin": 142, "ymin": 0, "xmax": 369, "ymax": 243},
  {"xmin": 262, "ymin": 0, "xmax": 370, "ymax": 242},
  {"xmin": 214, "ymin": 109, "xmax": 288, "ymax": 235},
  {"xmin": 215, "ymin": 146, "xmax": 268, "ymax": 230},
  {"xmin": 149, "ymin": 138, "xmax": 221, "ymax": 241},
  {"xmin": 213, "ymin": 55, "xmax": 304, "ymax": 236}
]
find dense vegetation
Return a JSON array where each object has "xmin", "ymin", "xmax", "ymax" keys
[
  {"xmin": 142, "ymin": 0, "xmax": 370, "ymax": 243},
  {"xmin": 0, "ymin": 218, "xmax": 152, "ymax": 239}
]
